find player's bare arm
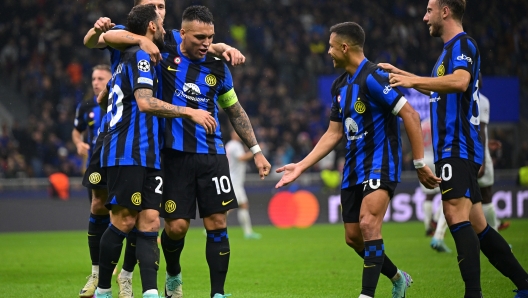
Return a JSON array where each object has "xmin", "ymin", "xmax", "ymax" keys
[
  {"xmin": 397, "ymin": 102, "xmax": 441, "ymax": 189},
  {"xmin": 84, "ymin": 17, "xmax": 115, "ymax": 48},
  {"xmin": 389, "ymin": 69, "xmax": 471, "ymax": 94},
  {"xmin": 135, "ymin": 88, "xmax": 217, "ymax": 134},
  {"xmin": 97, "ymin": 88, "xmax": 109, "ymax": 111},
  {"xmin": 275, "ymin": 121, "xmax": 343, "ymax": 188},
  {"xmin": 223, "ymin": 102, "xmax": 271, "ymax": 179},
  {"xmin": 378, "ymin": 63, "xmax": 431, "ymax": 95},
  {"xmin": 209, "ymin": 43, "xmax": 246, "ymax": 66},
  {"xmin": 72, "ymin": 129, "xmax": 90, "ymax": 157}
]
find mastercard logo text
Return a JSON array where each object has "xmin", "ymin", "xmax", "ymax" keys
[{"xmin": 268, "ymin": 190, "xmax": 320, "ymax": 228}]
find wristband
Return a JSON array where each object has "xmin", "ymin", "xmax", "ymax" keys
[
  {"xmin": 413, "ymin": 158, "xmax": 425, "ymax": 169},
  {"xmin": 250, "ymin": 144, "xmax": 262, "ymax": 155}
]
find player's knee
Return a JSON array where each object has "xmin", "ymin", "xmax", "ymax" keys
[
  {"xmin": 165, "ymin": 219, "xmax": 190, "ymax": 238},
  {"xmin": 112, "ymin": 213, "xmax": 137, "ymax": 233},
  {"xmin": 205, "ymin": 213, "xmax": 227, "ymax": 229},
  {"xmin": 91, "ymin": 198, "xmax": 107, "ymax": 214},
  {"xmin": 345, "ymin": 234, "xmax": 363, "ymax": 250},
  {"xmin": 137, "ymin": 210, "xmax": 160, "ymax": 232}
]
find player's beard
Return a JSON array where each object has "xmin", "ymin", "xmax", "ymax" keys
[{"xmin": 154, "ymin": 34, "xmax": 164, "ymax": 50}]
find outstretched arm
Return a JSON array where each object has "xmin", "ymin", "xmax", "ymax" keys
[
  {"xmin": 134, "ymin": 88, "xmax": 217, "ymax": 134},
  {"xmin": 388, "ymin": 69, "xmax": 471, "ymax": 94},
  {"xmin": 378, "ymin": 63, "xmax": 430, "ymax": 95},
  {"xmin": 223, "ymin": 101, "xmax": 271, "ymax": 179},
  {"xmin": 275, "ymin": 121, "xmax": 343, "ymax": 188},
  {"xmin": 398, "ymin": 102, "xmax": 441, "ymax": 189},
  {"xmin": 209, "ymin": 43, "xmax": 246, "ymax": 66}
]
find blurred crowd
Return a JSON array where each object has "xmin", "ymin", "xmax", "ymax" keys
[{"xmin": 0, "ymin": 0, "xmax": 527, "ymax": 178}]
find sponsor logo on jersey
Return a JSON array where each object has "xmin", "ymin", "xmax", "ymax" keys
[
  {"xmin": 456, "ymin": 54, "xmax": 473, "ymax": 64},
  {"xmin": 175, "ymin": 83, "xmax": 210, "ymax": 103}
]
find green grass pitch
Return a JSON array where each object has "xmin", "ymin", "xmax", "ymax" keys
[{"xmin": 1, "ymin": 220, "xmax": 527, "ymax": 297}]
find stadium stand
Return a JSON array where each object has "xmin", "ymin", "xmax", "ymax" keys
[{"xmin": 0, "ymin": 0, "xmax": 526, "ymax": 178}]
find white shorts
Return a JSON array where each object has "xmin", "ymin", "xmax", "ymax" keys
[
  {"xmin": 419, "ymin": 155, "xmax": 440, "ymax": 195},
  {"xmin": 233, "ymin": 184, "xmax": 248, "ymax": 204}
]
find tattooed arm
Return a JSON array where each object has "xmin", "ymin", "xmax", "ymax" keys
[
  {"xmin": 223, "ymin": 102, "xmax": 271, "ymax": 179},
  {"xmin": 223, "ymin": 102, "xmax": 257, "ymax": 148},
  {"xmin": 135, "ymin": 88, "xmax": 217, "ymax": 134}
]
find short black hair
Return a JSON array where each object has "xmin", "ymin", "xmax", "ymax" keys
[
  {"xmin": 127, "ymin": 4, "xmax": 159, "ymax": 36},
  {"xmin": 329, "ymin": 22, "xmax": 365, "ymax": 48},
  {"xmin": 182, "ymin": 5, "xmax": 214, "ymax": 24},
  {"xmin": 438, "ymin": 0, "xmax": 465, "ymax": 22}
]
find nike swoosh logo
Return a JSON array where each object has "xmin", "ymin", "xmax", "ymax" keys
[
  {"xmin": 222, "ymin": 199, "xmax": 234, "ymax": 206},
  {"xmin": 111, "ymin": 261, "xmax": 118, "ymax": 265},
  {"xmin": 87, "ymin": 234, "xmax": 96, "ymax": 237},
  {"xmin": 458, "ymin": 258, "xmax": 464, "ymax": 264},
  {"xmin": 442, "ymin": 188, "xmax": 453, "ymax": 195},
  {"xmin": 167, "ymin": 66, "xmax": 180, "ymax": 72},
  {"xmin": 166, "ymin": 247, "xmax": 180, "ymax": 253},
  {"xmin": 363, "ymin": 264, "xmax": 376, "ymax": 268},
  {"xmin": 155, "ymin": 261, "xmax": 159, "ymax": 266},
  {"xmin": 131, "ymin": 243, "xmax": 136, "ymax": 247},
  {"xmin": 219, "ymin": 251, "xmax": 230, "ymax": 256}
]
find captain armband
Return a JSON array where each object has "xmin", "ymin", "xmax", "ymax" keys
[{"xmin": 218, "ymin": 88, "xmax": 239, "ymax": 108}]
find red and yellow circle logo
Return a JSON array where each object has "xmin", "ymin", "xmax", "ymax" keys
[{"xmin": 268, "ymin": 190, "xmax": 320, "ymax": 229}]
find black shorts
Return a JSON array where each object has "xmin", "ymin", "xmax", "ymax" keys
[
  {"xmin": 160, "ymin": 149, "xmax": 238, "ymax": 219},
  {"xmin": 82, "ymin": 134, "xmax": 107, "ymax": 190},
  {"xmin": 435, "ymin": 157, "xmax": 482, "ymax": 204},
  {"xmin": 341, "ymin": 179, "xmax": 398, "ymax": 223},
  {"xmin": 105, "ymin": 165, "xmax": 163, "ymax": 211}
]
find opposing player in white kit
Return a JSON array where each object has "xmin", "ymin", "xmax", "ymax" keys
[
  {"xmin": 226, "ymin": 130, "xmax": 262, "ymax": 239},
  {"xmin": 420, "ymin": 118, "xmax": 451, "ymax": 253},
  {"xmin": 478, "ymin": 76, "xmax": 508, "ymax": 231}
]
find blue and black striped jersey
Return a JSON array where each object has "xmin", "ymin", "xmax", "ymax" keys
[
  {"xmin": 160, "ymin": 29, "xmax": 234, "ymax": 154},
  {"xmin": 99, "ymin": 24, "xmax": 126, "ymax": 135},
  {"xmin": 429, "ymin": 32, "xmax": 483, "ymax": 165},
  {"xmin": 101, "ymin": 46, "xmax": 162, "ymax": 169},
  {"xmin": 330, "ymin": 59, "xmax": 407, "ymax": 188},
  {"xmin": 74, "ymin": 95, "xmax": 103, "ymax": 165}
]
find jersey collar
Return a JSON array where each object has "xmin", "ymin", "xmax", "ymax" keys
[
  {"xmin": 444, "ymin": 32, "xmax": 466, "ymax": 48},
  {"xmin": 347, "ymin": 58, "xmax": 368, "ymax": 84}
]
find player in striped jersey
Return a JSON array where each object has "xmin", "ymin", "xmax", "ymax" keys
[
  {"xmin": 157, "ymin": 7, "xmax": 270, "ymax": 298},
  {"xmin": 82, "ymin": 1, "xmax": 244, "ymax": 297},
  {"xmin": 276, "ymin": 22, "xmax": 440, "ymax": 298},
  {"xmin": 73, "ymin": 65, "xmax": 109, "ymax": 184},
  {"xmin": 380, "ymin": 1, "xmax": 528, "ymax": 296},
  {"xmin": 93, "ymin": 5, "xmax": 216, "ymax": 298}
]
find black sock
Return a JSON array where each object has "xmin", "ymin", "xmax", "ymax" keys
[
  {"xmin": 478, "ymin": 224, "xmax": 528, "ymax": 290},
  {"xmin": 122, "ymin": 227, "xmax": 138, "ymax": 272},
  {"xmin": 355, "ymin": 249, "xmax": 398, "ymax": 280},
  {"xmin": 206, "ymin": 228, "xmax": 230, "ymax": 297},
  {"xmin": 98, "ymin": 225, "xmax": 126, "ymax": 289},
  {"xmin": 136, "ymin": 230, "xmax": 159, "ymax": 293},
  {"xmin": 88, "ymin": 213, "xmax": 110, "ymax": 266},
  {"xmin": 361, "ymin": 239, "xmax": 385, "ymax": 297},
  {"xmin": 449, "ymin": 221, "xmax": 482, "ymax": 297},
  {"xmin": 161, "ymin": 229, "xmax": 185, "ymax": 276}
]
